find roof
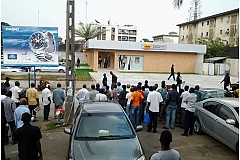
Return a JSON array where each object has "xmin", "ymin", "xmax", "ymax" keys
[
  {"xmin": 205, "ymin": 57, "xmax": 227, "ymax": 62},
  {"xmin": 83, "ymin": 102, "xmax": 122, "ymax": 113},
  {"xmin": 177, "ymin": 8, "xmax": 239, "ymax": 26},
  {"xmin": 152, "ymin": 34, "xmax": 179, "ymax": 38}
]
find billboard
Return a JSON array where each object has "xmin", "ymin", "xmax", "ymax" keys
[{"xmin": 2, "ymin": 26, "xmax": 59, "ymax": 67}]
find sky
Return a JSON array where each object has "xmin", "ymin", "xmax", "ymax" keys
[{"xmin": 1, "ymin": 0, "xmax": 239, "ymax": 41}]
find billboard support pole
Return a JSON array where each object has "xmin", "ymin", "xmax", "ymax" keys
[
  {"xmin": 34, "ymin": 66, "xmax": 36, "ymax": 87},
  {"xmin": 28, "ymin": 68, "xmax": 30, "ymax": 88},
  {"xmin": 64, "ymin": 0, "xmax": 75, "ymax": 125}
]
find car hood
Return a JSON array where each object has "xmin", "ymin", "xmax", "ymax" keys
[{"xmin": 72, "ymin": 138, "xmax": 143, "ymax": 159}]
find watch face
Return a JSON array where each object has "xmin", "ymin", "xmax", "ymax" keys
[{"xmin": 29, "ymin": 32, "xmax": 45, "ymax": 50}]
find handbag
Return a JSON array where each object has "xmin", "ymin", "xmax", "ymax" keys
[{"xmin": 144, "ymin": 112, "xmax": 150, "ymax": 124}]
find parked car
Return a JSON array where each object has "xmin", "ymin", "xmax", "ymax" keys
[
  {"xmin": 199, "ymin": 88, "xmax": 225, "ymax": 100},
  {"xmin": 64, "ymin": 102, "xmax": 146, "ymax": 160},
  {"xmin": 31, "ymin": 65, "xmax": 66, "ymax": 73},
  {"xmin": 1, "ymin": 66, "xmax": 23, "ymax": 73},
  {"xmin": 194, "ymin": 98, "xmax": 239, "ymax": 152}
]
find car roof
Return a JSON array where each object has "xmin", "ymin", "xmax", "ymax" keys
[
  {"xmin": 206, "ymin": 98, "xmax": 239, "ymax": 108},
  {"xmin": 82, "ymin": 102, "xmax": 123, "ymax": 113}
]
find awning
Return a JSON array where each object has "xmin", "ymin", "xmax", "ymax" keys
[{"xmin": 205, "ymin": 57, "xmax": 227, "ymax": 62}]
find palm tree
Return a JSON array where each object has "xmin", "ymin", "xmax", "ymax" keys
[
  {"xmin": 75, "ymin": 22, "xmax": 104, "ymax": 42},
  {"xmin": 173, "ymin": 0, "xmax": 183, "ymax": 9}
]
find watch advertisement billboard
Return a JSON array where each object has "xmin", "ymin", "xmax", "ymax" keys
[{"xmin": 2, "ymin": 26, "xmax": 58, "ymax": 67}]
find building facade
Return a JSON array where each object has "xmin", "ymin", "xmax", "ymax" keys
[
  {"xmin": 94, "ymin": 22, "xmax": 137, "ymax": 42},
  {"xmin": 84, "ymin": 40, "xmax": 206, "ymax": 74},
  {"xmin": 152, "ymin": 32, "xmax": 179, "ymax": 44},
  {"xmin": 177, "ymin": 8, "xmax": 239, "ymax": 46}
]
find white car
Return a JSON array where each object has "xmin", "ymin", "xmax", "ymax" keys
[
  {"xmin": 31, "ymin": 65, "xmax": 66, "ymax": 73},
  {"xmin": 1, "ymin": 66, "xmax": 23, "ymax": 73}
]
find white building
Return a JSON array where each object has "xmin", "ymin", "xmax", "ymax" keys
[
  {"xmin": 152, "ymin": 32, "xmax": 179, "ymax": 44},
  {"xmin": 94, "ymin": 21, "xmax": 137, "ymax": 42},
  {"xmin": 177, "ymin": 8, "xmax": 239, "ymax": 46}
]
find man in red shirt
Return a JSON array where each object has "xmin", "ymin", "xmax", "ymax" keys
[{"xmin": 130, "ymin": 86, "xmax": 144, "ymax": 129}]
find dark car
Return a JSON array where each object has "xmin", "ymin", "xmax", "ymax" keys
[
  {"xmin": 194, "ymin": 98, "xmax": 239, "ymax": 152},
  {"xmin": 64, "ymin": 102, "xmax": 146, "ymax": 160}
]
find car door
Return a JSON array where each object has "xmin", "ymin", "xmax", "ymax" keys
[
  {"xmin": 213, "ymin": 103, "xmax": 238, "ymax": 150},
  {"xmin": 200, "ymin": 101, "xmax": 221, "ymax": 136}
]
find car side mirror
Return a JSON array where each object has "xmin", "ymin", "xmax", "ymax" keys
[
  {"xmin": 64, "ymin": 127, "xmax": 72, "ymax": 135},
  {"xmin": 135, "ymin": 125, "xmax": 143, "ymax": 132},
  {"xmin": 226, "ymin": 119, "xmax": 235, "ymax": 125}
]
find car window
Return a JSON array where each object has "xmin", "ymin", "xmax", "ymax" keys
[
  {"xmin": 203, "ymin": 101, "xmax": 221, "ymax": 116},
  {"xmin": 218, "ymin": 104, "xmax": 236, "ymax": 121},
  {"xmin": 75, "ymin": 112, "xmax": 134, "ymax": 139}
]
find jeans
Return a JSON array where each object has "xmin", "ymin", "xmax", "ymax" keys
[
  {"xmin": 147, "ymin": 110, "xmax": 159, "ymax": 132},
  {"xmin": 44, "ymin": 104, "xmax": 50, "ymax": 120},
  {"xmin": 130, "ymin": 106, "xmax": 140, "ymax": 128},
  {"xmin": 5, "ymin": 120, "xmax": 15, "ymax": 144},
  {"xmin": 184, "ymin": 110, "xmax": 194, "ymax": 134},
  {"xmin": 140, "ymin": 101, "xmax": 148, "ymax": 122},
  {"xmin": 165, "ymin": 104, "xmax": 177, "ymax": 128},
  {"xmin": 29, "ymin": 105, "xmax": 37, "ymax": 118},
  {"xmin": 180, "ymin": 107, "xmax": 186, "ymax": 128}
]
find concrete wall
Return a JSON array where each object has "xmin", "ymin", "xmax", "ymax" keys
[{"xmin": 226, "ymin": 58, "xmax": 239, "ymax": 76}]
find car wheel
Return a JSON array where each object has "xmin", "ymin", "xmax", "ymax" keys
[
  {"xmin": 36, "ymin": 69, "xmax": 41, "ymax": 72},
  {"xmin": 58, "ymin": 69, "xmax": 64, "ymax": 73},
  {"xmin": 194, "ymin": 118, "xmax": 203, "ymax": 134}
]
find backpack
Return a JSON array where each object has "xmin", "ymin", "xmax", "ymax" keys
[{"xmin": 19, "ymin": 88, "xmax": 27, "ymax": 99}]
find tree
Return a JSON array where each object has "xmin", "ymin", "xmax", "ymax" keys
[
  {"xmin": 173, "ymin": 0, "xmax": 183, "ymax": 9},
  {"xmin": 195, "ymin": 37, "xmax": 230, "ymax": 58},
  {"xmin": 75, "ymin": 22, "xmax": 105, "ymax": 42}
]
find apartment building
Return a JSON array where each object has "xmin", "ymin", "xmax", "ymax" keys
[
  {"xmin": 152, "ymin": 32, "xmax": 179, "ymax": 44},
  {"xmin": 95, "ymin": 22, "xmax": 137, "ymax": 42},
  {"xmin": 177, "ymin": 8, "xmax": 239, "ymax": 46}
]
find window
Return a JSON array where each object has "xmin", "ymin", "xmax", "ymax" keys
[
  {"xmin": 221, "ymin": 17, "xmax": 223, "ymax": 22},
  {"xmin": 186, "ymin": 35, "xmax": 188, "ymax": 38},
  {"xmin": 202, "ymin": 22, "xmax": 204, "ymax": 26},
  {"xmin": 187, "ymin": 26, "xmax": 188, "ymax": 29},
  {"xmin": 206, "ymin": 32, "xmax": 208, "ymax": 36},
  {"xmin": 220, "ymin": 30, "xmax": 222, "ymax": 35},
  {"xmin": 207, "ymin": 21, "xmax": 209, "ymax": 25},
  {"xmin": 203, "ymin": 101, "xmax": 221, "ymax": 116},
  {"xmin": 183, "ymin": 26, "xmax": 185, "ymax": 30},
  {"xmin": 201, "ymin": 33, "xmax": 203, "ymax": 37},
  {"xmin": 218, "ymin": 105, "xmax": 236, "ymax": 121},
  {"xmin": 182, "ymin": 36, "xmax": 184, "ymax": 40}
]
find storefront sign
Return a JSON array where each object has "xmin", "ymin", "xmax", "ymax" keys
[{"xmin": 142, "ymin": 43, "xmax": 167, "ymax": 50}]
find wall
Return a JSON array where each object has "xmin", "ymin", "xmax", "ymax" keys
[{"xmin": 226, "ymin": 58, "xmax": 239, "ymax": 76}]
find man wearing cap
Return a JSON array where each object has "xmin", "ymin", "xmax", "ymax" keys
[
  {"xmin": 42, "ymin": 84, "xmax": 52, "ymax": 121},
  {"xmin": 150, "ymin": 130, "xmax": 180, "ymax": 160},
  {"xmin": 26, "ymin": 83, "xmax": 39, "ymax": 121},
  {"xmin": 14, "ymin": 112, "xmax": 43, "ymax": 160}
]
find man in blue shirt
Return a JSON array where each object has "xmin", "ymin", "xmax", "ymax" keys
[
  {"xmin": 14, "ymin": 98, "xmax": 30, "ymax": 129},
  {"xmin": 53, "ymin": 83, "xmax": 65, "ymax": 117}
]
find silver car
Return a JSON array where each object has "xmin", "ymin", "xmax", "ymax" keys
[
  {"xmin": 194, "ymin": 98, "xmax": 239, "ymax": 152},
  {"xmin": 64, "ymin": 102, "xmax": 146, "ymax": 160}
]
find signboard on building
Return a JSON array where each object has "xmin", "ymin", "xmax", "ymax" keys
[
  {"xmin": 142, "ymin": 43, "xmax": 167, "ymax": 50},
  {"xmin": 2, "ymin": 26, "xmax": 58, "ymax": 67}
]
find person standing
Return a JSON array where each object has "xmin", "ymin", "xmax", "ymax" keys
[
  {"xmin": 110, "ymin": 84, "xmax": 120, "ymax": 102},
  {"xmin": 10, "ymin": 81, "xmax": 21, "ymax": 108},
  {"xmin": 181, "ymin": 87, "xmax": 197, "ymax": 136},
  {"xmin": 14, "ymin": 112, "xmax": 43, "ymax": 160},
  {"xmin": 176, "ymin": 72, "xmax": 182, "ymax": 91},
  {"xmin": 76, "ymin": 57, "xmax": 80, "ymax": 68},
  {"xmin": 89, "ymin": 84, "xmax": 99, "ymax": 101},
  {"xmin": 130, "ymin": 86, "xmax": 144, "ymax": 129},
  {"xmin": 110, "ymin": 71, "xmax": 117, "ymax": 90},
  {"xmin": 125, "ymin": 87, "xmax": 133, "ymax": 118},
  {"xmin": 76, "ymin": 84, "xmax": 89, "ymax": 104},
  {"xmin": 95, "ymin": 89, "xmax": 107, "ymax": 101},
  {"xmin": 42, "ymin": 84, "xmax": 51, "ymax": 121},
  {"xmin": 194, "ymin": 85, "xmax": 203, "ymax": 102},
  {"xmin": 26, "ymin": 83, "xmax": 39, "ymax": 121},
  {"xmin": 221, "ymin": 72, "xmax": 231, "ymax": 91},
  {"xmin": 102, "ymin": 73, "xmax": 107, "ymax": 87},
  {"xmin": 150, "ymin": 130, "xmax": 181, "ymax": 160},
  {"xmin": 164, "ymin": 84, "xmax": 180, "ymax": 129},
  {"xmin": 179, "ymin": 85, "xmax": 190, "ymax": 129},
  {"xmin": 157, "ymin": 81, "xmax": 168, "ymax": 121},
  {"xmin": 52, "ymin": 83, "xmax": 65, "ymax": 118},
  {"xmin": 118, "ymin": 85, "xmax": 128, "ymax": 110},
  {"xmin": 104, "ymin": 56, "xmax": 108, "ymax": 68},
  {"xmin": 14, "ymin": 98, "xmax": 31, "ymax": 129},
  {"xmin": 4, "ymin": 77, "xmax": 11, "ymax": 91},
  {"xmin": 147, "ymin": 85, "xmax": 163, "ymax": 133},
  {"xmin": 168, "ymin": 64, "xmax": 175, "ymax": 81},
  {"xmin": 2, "ymin": 90, "xmax": 17, "ymax": 145},
  {"xmin": 2, "ymin": 102, "xmax": 10, "ymax": 160},
  {"xmin": 98, "ymin": 55, "xmax": 102, "ymax": 67}
]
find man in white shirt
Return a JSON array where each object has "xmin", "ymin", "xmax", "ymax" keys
[
  {"xmin": 10, "ymin": 81, "xmax": 21, "ymax": 108},
  {"xmin": 125, "ymin": 87, "xmax": 133, "ymax": 118},
  {"xmin": 147, "ymin": 85, "xmax": 163, "ymax": 133},
  {"xmin": 76, "ymin": 84, "xmax": 89, "ymax": 104},
  {"xmin": 151, "ymin": 130, "xmax": 181, "ymax": 160},
  {"xmin": 179, "ymin": 85, "xmax": 190, "ymax": 129},
  {"xmin": 181, "ymin": 87, "xmax": 197, "ymax": 136},
  {"xmin": 42, "ymin": 84, "xmax": 51, "ymax": 121}
]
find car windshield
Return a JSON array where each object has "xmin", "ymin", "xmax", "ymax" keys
[{"xmin": 74, "ymin": 112, "xmax": 134, "ymax": 140}]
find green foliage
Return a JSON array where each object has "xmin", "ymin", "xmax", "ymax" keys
[
  {"xmin": 1, "ymin": 22, "xmax": 10, "ymax": 26},
  {"xmin": 45, "ymin": 122, "xmax": 59, "ymax": 130},
  {"xmin": 195, "ymin": 37, "xmax": 230, "ymax": 58},
  {"xmin": 75, "ymin": 22, "xmax": 105, "ymax": 42},
  {"xmin": 75, "ymin": 69, "xmax": 94, "ymax": 81}
]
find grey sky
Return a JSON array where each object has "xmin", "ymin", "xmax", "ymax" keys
[{"xmin": 1, "ymin": 0, "xmax": 239, "ymax": 41}]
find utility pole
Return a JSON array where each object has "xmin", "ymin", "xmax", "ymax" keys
[{"xmin": 65, "ymin": 0, "xmax": 75, "ymax": 125}]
